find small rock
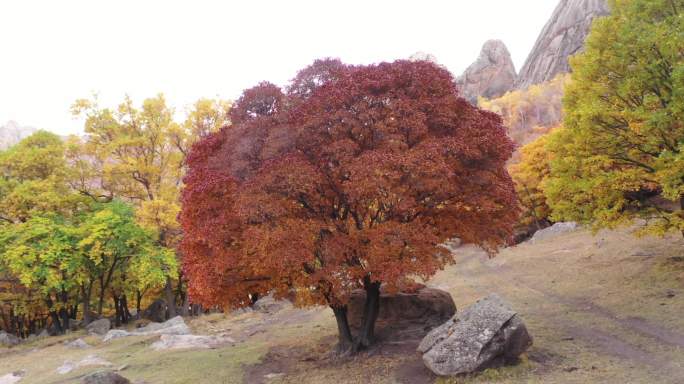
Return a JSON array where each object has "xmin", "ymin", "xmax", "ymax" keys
[
  {"xmin": 253, "ymin": 294, "xmax": 292, "ymax": 313},
  {"xmin": 264, "ymin": 373, "xmax": 284, "ymax": 379},
  {"xmin": 38, "ymin": 329, "xmax": 49, "ymax": 338},
  {"xmin": 0, "ymin": 370, "xmax": 25, "ymax": 384},
  {"xmin": 58, "ymin": 355, "xmax": 112, "ymax": 374},
  {"xmin": 65, "ymin": 338, "xmax": 91, "ymax": 349},
  {"xmin": 86, "ymin": 319, "xmax": 112, "ymax": 336},
  {"xmin": 0, "ymin": 331, "xmax": 20, "ymax": 347},
  {"xmin": 530, "ymin": 222, "xmax": 578, "ymax": 243},
  {"xmin": 418, "ymin": 294, "xmax": 532, "ymax": 376},
  {"xmin": 564, "ymin": 366, "xmax": 579, "ymax": 372},
  {"xmin": 82, "ymin": 371, "xmax": 130, "ymax": 384},
  {"xmin": 103, "ymin": 330, "xmax": 131, "ymax": 342}
]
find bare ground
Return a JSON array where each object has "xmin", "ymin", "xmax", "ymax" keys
[{"xmin": 1, "ymin": 226, "xmax": 683, "ymax": 383}]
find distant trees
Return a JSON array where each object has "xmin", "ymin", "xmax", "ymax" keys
[
  {"xmin": 70, "ymin": 94, "xmax": 229, "ymax": 317},
  {"xmin": 180, "ymin": 59, "xmax": 519, "ymax": 353},
  {"xmin": 0, "ymin": 94, "xmax": 228, "ymax": 337},
  {"xmin": 509, "ymin": 132, "xmax": 557, "ymax": 231},
  {"xmin": 479, "ymin": 74, "xmax": 568, "ymax": 150},
  {"xmin": 544, "ymin": 0, "xmax": 684, "ymax": 234}
]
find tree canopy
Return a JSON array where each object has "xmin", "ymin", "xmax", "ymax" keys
[
  {"xmin": 180, "ymin": 59, "xmax": 519, "ymax": 351},
  {"xmin": 544, "ymin": 0, "xmax": 684, "ymax": 235}
]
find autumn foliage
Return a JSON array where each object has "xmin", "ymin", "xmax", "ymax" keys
[{"xmin": 180, "ymin": 59, "xmax": 519, "ymax": 350}]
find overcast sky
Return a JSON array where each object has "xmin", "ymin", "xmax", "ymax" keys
[{"xmin": 0, "ymin": 0, "xmax": 559, "ymax": 135}]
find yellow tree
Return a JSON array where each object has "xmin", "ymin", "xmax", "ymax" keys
[
  {"xmin": 509, "ymin": 131, "xmax": 558, "ymax": 230},
  {"xmin": 71, "ymin": 94, "xmax": 229, "ymax": 317}
]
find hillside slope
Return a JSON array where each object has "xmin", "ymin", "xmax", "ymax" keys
[{"xmin": 1, "ymin": 227, "xmax": 683, "ymax": 384}]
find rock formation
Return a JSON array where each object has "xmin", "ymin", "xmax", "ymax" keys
[
  {"xmin": 456, "ymin": 40, "xmax": 517, "ymax": 103},
  {"xmin": 408, "ymin": 51, "xmax": 440, "ymax": 66},
  {"xmin": 418, "ymin": 294, "xmax": 532, "ymax": 376},
  {"xmin": 516, "ymin": 0, "xmax": 609, "ymax": 89},
  {"xmin": 0, "ymin": 121, "xmax": 37, "ymax": 149}
]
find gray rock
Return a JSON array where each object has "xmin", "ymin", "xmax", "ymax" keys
[
  {"xmin": 253, "ymin": 295, "xmax": 292, "ymax": 313},
  {"xmin": 516, "ymin": 0, "xmax": 609, "ymax": 89},
  {"xmin": 408, "ymin": 52, "xmax": 442, "ymax": 66},
  {"xmin": 82, "ymin": 371, "xmax": 130, "ymax": 384},
  {"xmin": 0, "ymin": 331, "xmax": 20, "ymax": 347},
  {"xmin": 57, "ymin": 355, "xmax": 112, "ymax": 375},
  {"xmin": 418, "ymin": 294, "xmax": 532, "ymax": 376},
  {"xmin": 150, "ymin": 334, "xmax": 235, "ymax": 351},
  {"xmin": 0, "ymin": 370, "xmax": 25, "ymax": 384},
  {"xmin": 456, "ymin": 40, "xmax": 517, "ymax": 103},
  {"xmin": 38, "ymin": 329, "xmax": 49, "ymax": 338},
  {"xmin": 530, "ymin": 222, "xmax": 578, "ymax": 242},
  {"xmin": 103, "ymin": 316, "xmax": 190, "ymax": 342},
  {"xmin": 102, "ymin": 330, "xmax": 131, "ymax": 342},
  {"xmin": 65, "ymin": 338, "xmax": 91, "ymax": 349},
  {"xmin": 86, "ymin": 319, "xmax": 111, "ymax": 336},
  {"xmin": 142, "ymin": 299, "xmax": 167, "ymax": 323}
]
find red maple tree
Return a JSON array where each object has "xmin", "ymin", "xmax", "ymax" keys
[{"xmin": 180, "ymin": 59, "xmax": 519, "ymax": 352}]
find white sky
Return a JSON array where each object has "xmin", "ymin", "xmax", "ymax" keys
[{"xmin": 0, "ymin": 0, "xmax": 558, "ymax": 135}]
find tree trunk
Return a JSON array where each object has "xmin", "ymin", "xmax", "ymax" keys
[
  {"xmin": 331, "ymin": 305, "xmax": 354, "ymax": 354},
  {"xmin": 121, "ymin": 294, "xmax": 132, "ymax": 323},
  {"xmin": 59, "ymin": 288, "xmax": 70, "ymax": 332},
  {"xmin": 136, "ymin": 289, "xmax": 143, "ymax": 317},
  {"xmin": 180, "ymin": 294, "xmax": 189, "ymax": 317},
  {"xmin": 46, "ymin": 296, "xmax": 63, "ymax": 334},
  {"xmin": 97, "ymin": 276, "xmax": 106, "ymax": 315},
  {"xmin": 355, "ymin": 279, "xmax": 381, "ymax": 351},
  {"xmin": 81, "ymin": 282, "xmax": 93, "ymax": 325},
  {"xmin": 164, "ymin": 277, "xmax": 177, "ymax": 319}
]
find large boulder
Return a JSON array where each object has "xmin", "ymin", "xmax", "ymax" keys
[
  {"xmin": 86, "ymin": 318, "xmax": 111, "ymax": 336},
  {"xmin": 418, "ymin": 294, "xmax": 532, "ymax": 376},
  {"xmin": 348, "ymin": 286, "xmax": 456, "ymax": 336},
  {"xmin": 142, "ymin": 299, "xmax": 167, "ymax": 323},
  {"xmin": 82, "ymin": 371, "xmax": 130, "ymax": 384},
  {"xmin": 0, "ymin": 331, "xmax": 20, "ymax": 347},
  {"xmin": 102, "ymin": 316, "xmax": 190, "ymax": 342}
]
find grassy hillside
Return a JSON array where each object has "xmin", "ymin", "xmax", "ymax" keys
[{"xmin": 1, "ymin": 226, "xmax": 683, "ymax": 384}]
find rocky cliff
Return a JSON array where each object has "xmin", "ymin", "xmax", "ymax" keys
[
  {"xmin": 0, "ymin": 121, "xmax": 38, "ymax": 149},
  {"xmin": 456, "ymin": 40, "xmax": 517, "ymax": 103},
  {"xmin": 515, "ymin": 0, "xmax": 609, "ymax": 89}
]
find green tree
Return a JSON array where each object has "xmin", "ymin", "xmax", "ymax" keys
[
  {"xmin": 76, "ymin": 201, "xmax": 176, "ymax": 324},
  {"xmin": 0, "ymin": 215, "xmax": 80, "ymax": 334},
  {"xmin": 71, "ymin": 94, "xmax": 227, "ymax": 317},
  {"xmin": 545, "ymin": 0, "xmax": 684, "ymax": 234}
]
